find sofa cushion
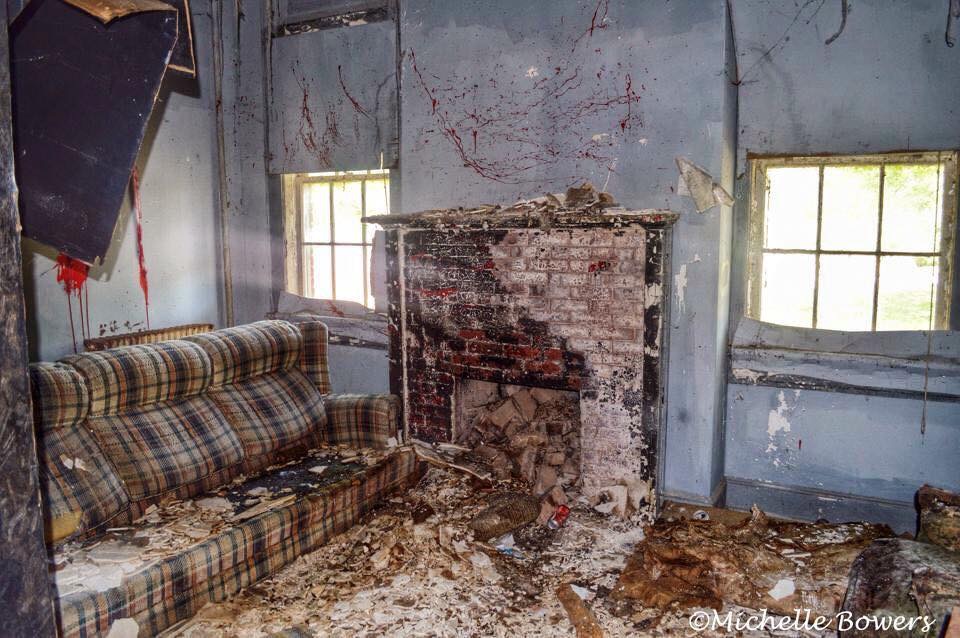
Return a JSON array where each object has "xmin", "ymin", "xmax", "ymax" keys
[
  {"xmin": 297, "ymin": 321, "xmax": 332, "ymax": 394},
  {"xmin": 29, "ymin": 363, "xmax": 130, "ymax": 543},
  {"xmin": 54, "ymin": 449, "xmax": 420, "ymax": 638},
  {"xmin": 86, "ymin": 395, "xmax": 245, "ymax": 501},
  {"xmin": 185, "ymin": 320, "xmax": 302, "ymax": 387},
  {"xmin": 206, "ymin": 369, "xmax": 327, "ymax": 466},
  {"xmin": 64, "ymin": 341, "xmax": 212, "ymax": 416}
]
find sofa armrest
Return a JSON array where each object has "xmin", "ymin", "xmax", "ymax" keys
[{"xmin": 323, "ymin": 393, "xmax": 400, "ymax": 449}]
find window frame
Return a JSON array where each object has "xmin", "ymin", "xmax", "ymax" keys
[
  {"xmin": 282, "ymin": 169, "xmax": 388, "ymax": 308},
  {"xmin": 746, "ymin": 151, "xmax": 959, "ymax": 331}
]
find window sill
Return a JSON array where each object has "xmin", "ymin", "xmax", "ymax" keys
[
  {"xmin": 269, "ymin": 292, "xmax": 389, "ymax": 351},
  {"xmin": 729, "ymin": 318, "xmax": 960, "ymax": 401}
]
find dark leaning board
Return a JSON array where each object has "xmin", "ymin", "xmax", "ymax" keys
[{"xmin": 10, "ymin": 0, "xmax": 178, "ymax": 264}]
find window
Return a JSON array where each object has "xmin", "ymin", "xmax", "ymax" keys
[
  {"xmin": 747, "ymin": 152, "xmax": 958, "ymax": 331},
  {"xmin": 283, "ymin": 170, "xmax": 388, "ymax": 308}
]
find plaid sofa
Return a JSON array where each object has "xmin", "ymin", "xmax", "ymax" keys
[{"xmin": 29, "ymin": 320, "xmax": 419, "ymax": 638}]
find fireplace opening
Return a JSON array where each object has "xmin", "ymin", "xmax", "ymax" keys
[{"xmin": 455, "ymin": 379, "xmax": 581, "ymax": 497}]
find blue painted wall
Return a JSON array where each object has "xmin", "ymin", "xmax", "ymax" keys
[
  {"xmin": 398, "ymin": 0, "xmax": 737, "ymax": 505},
  {"xmin": 726, "ymin": 0, "xmax": 960, "ymax": 531}
]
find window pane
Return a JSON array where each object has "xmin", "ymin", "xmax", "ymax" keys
[
  {"xmin": 764, "ymin": 167, "xmax": 819, "ymax": 250},
  {"xmin": 760, "ymin": 253, "xmax": 815, "ymax": 327},
  {"xmin": 820, "ymin": 165, "xmax": 880, "ymax": 251},
  {"xmin": 881, "ymin": 163, "xmax": 942, "ymax": 253},
  {"xmin": 816, "ymin": 255, "xmax": 875, "ymax": 331},
  {"xmin": 303, "ymin": 245, "xmax": 332, "ymax": 299},
  {"xmin": 366, "ymin": 178, "xmax": 390, "ymax": 217},
  {"xmin": 302, "ymin": 183, "xmax": 330, "ymax": 243},
  {"xmin": 876, "ymin": 256, "xmax": 938, "ymax": 330},
  {"xmin": 332, "ymin": 180, "xmax": 363, "ymax": 243},
  {"xmin": 333, "ymin": 245, "xmax": 366, "ymax": 305}
]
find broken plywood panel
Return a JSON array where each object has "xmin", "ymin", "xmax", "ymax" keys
[
  {"xmin": 918, "ymin": 484, "xmax": 960, "ymax": 552},
  {"xmin": 11, "ymin": 0, "xmax": 178, "ymax": 263}
]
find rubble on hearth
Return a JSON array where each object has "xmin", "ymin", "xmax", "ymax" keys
[
  {"xmin": 454, "ymin": 383, "xmax": 581, "ymax": 509},
  {"xmin": 163, "ymin": 467, "xmax": 655, "ymax": 637}
]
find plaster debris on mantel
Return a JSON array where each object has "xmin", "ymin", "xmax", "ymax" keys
[{"xmin": 364, "ymin": 183, "xmax": 678, "ymax": 230}]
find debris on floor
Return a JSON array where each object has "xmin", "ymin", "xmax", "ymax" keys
[
  {"xmin": 611, "ymin": 504, "xmax": 893, "ymax": 618},
  {"xmin": 153, "ymin": 465, "xmax": 897, "ymax": 638}
]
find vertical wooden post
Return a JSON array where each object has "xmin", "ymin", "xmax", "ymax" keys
[{"xmin": 0, "ymin": 2, "xmax": 56, "ymax": 634}]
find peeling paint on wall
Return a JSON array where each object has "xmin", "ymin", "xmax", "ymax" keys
[{"xmin": 674, "ymin": 263, "xmax": 687, "ymax": 314}]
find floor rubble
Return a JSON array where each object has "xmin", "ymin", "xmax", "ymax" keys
[{"xmin": 149, "ymin": 466, "xmax": 883, "ymax": 637}]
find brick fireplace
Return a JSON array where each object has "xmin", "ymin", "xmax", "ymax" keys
[{"xmin": 367, "ymin": 201, "xmax": 676, "ymax": 520}]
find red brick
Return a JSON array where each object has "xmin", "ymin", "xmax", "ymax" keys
[
  {"xmin": 467, "ymin": 341, "xmax": 503, "ymax": 356},
  {"xmin": 504, "ymin": 345, "xmax": 541, "ymax": 359}
]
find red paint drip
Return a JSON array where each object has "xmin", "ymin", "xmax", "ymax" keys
[
  {"xmin": 337, "ymin": 65, "xmax": 373, "ymax": 120},
  {"xmin": 288, "ymin": 62, "xmax": 342, "ymax": 169},
  {"xmin": 55, "ymin": 253, "xmax": 90, "ymax": 353},
  {"xmin": 131, "ymin": 166, "xmax": 150, "ymax": 329}
]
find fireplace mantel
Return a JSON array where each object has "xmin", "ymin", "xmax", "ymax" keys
[
  {"xmin": 364, "ymin": 207, "xmax": 677, "ymax": 230},
  {"xmin": 376, "ymin": 203, "xmax": 677, "ymax": 521}
]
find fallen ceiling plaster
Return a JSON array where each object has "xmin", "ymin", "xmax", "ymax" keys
[{"xmin": 153, "ymin": 466, "xmax": 875, "ymax": 637}]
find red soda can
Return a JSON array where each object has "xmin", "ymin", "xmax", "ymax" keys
[{"xmin": 547, "ymin": 505, "xmax": 571, "ymax": 529}]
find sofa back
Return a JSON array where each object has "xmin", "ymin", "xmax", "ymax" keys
[
  {"xmin": 30, "ymin": 320, "xmax": 332, "ymax": 544},
  {"xmin": 63, "ymin": 341, "xmax": 246, "ymax": 503},
  {"xmin": 184, "ymin": 321, "xmax": 329, "ymax": 473}
]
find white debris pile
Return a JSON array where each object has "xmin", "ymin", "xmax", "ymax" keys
[{"xmin": 161, "ymin": 467, "xmax": 850, "ymax": 638}]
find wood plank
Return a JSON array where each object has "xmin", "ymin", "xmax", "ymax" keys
[{"xmin": 0, "ymin": 0, "xmax": 55, "ymax": 632}]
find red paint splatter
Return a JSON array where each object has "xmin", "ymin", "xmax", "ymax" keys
[
  {"xmin": 573, "ymin": 0, "xmax": 610, "ymax": 50},
  {"xmin": 337, "ymin": 65, "xmax": 373, "ymax": 120},
  {"xmin": 131, "ymin": 166, "xmax": 150, "ymax": 329},
  {"xmin": 325, "ymin": 300, "xmax": 347, "ymax": 317},
  {"xmin": 290, "ymin": 62, "xmax": 339, "ymax": 169},
  {"xmin": 420, "ymin": 286, "xmax": 458, "ymax": 299},
  {"xmin": 55, "ymin": 253, "xmax": 89, "ymax": 296},
  {"xmin": 55, "ymin": 253, "xmax": 90, "ymax": 353},
  {"xmin": 619, "ymin": 74, "xmax": 640, "ymax": 131},
  {"xmin": 409, "ymin": 0, "xmax": 643, "ymax": 185},
  {"xmin": 588, "ymin": 260, "xmax": 610, "ymax": 273}
]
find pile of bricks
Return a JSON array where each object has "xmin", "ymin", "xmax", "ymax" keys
[{"xmin": 456, "ymin": 381, "xmax": 580, "ymax": 504}]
